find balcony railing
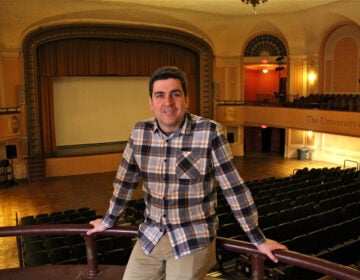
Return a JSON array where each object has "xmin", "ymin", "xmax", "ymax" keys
[{"xmin": 0, "ymin": 224, "xmax": 359, "ymax": 280}]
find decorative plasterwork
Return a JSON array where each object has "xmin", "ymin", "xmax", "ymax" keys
[{"xmin": 244, "ymin": 34, "xmax": 287, "ymax": 57}]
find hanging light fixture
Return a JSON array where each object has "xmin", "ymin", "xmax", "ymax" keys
[{"xmin": 241, "ymin": 0, "xmax": 268, "ymax": 14}]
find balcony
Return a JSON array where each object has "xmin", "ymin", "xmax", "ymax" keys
[{"xmin": 0, "ymin": 224, "xmax": 359, "ymax": 280}]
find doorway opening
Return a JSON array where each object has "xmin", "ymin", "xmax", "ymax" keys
[{"xmin": 244, "ymin": 126, "xmax": 285, "ymax": 156}]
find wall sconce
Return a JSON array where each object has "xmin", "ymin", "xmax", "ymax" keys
[
  {"xmin": 306, "ymin": 130, "xmax": 314, "ymax": 146},
  {"xmin": 308, "ymin": 71, "xmax": 316, "ymax": 84},
  {"xmin": 262, "ymin": 69, "xmax": 269, "ymax": 74}
]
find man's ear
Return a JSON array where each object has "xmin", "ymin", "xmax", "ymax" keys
[
  {"xmin": 185, "ymin": 95, "xmax": 190, "ymax": 109},
  {"xmin": 149, "ymin": 96, "xmax": 154, "ymax": 111}
]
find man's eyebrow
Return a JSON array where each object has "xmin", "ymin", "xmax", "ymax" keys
[
  {"xmin": 153, "ymin": 89, "xmax": 182, "ymax": 95},
  {"xmin": 169, "ymin": 89, "xmax": 184, "ymax": 95}
]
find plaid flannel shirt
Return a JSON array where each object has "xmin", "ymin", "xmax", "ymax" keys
[{"xmin": 102, "ymin": 113, "xmax": 265, "ymax": 259}]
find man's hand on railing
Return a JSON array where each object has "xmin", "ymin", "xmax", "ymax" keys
[
  {"xmin": 256, "ymin": 238, "xmax": 288, "ymax": 263},
  {"xmin": 86, "ymin": 218, "xmax": 108, "ymax": 235}
]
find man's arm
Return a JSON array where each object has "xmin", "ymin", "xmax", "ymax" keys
[
  {"xmin": 211, "ymin": 122, "xmax": 287, "ymax": 261},
  {"xmin": 87, "ymin": 136, "xmax": 140, "ymax": 235}
]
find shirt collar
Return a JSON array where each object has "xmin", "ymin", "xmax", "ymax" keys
[
  {"xmin": 153, "ymin": 112, "xmax": 193, "ymax": 136},
  {"xmin": 181, "ymin": 112, "xmax": 193, "ymax": 135}
]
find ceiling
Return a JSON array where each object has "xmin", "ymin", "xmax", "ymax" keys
[
  {"xmin": 78, "ymin": 0, "xmax": 343, "ymax": 70},
  {"xmin": 94, "ymin": 0, "xmax": 341, "ymax": 16}
]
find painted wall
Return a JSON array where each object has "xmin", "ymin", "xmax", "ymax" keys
[{"xmin": 244, "ymin": 69, "xmax": 279, "ymax": 102}]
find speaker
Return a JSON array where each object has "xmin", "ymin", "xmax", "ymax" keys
[
  {"xmin": 6, "ymin": 145, "xmax": 17, "ymax": 159},
  {"xmin": 279, "ymin": 77, "xmax": 287, "ymax": 93},
  {"xmin": 227, "ymin": 133, "xmax": 235, "ymax": 143}
]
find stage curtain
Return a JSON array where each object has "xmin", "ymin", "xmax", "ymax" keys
[
  {"xmin": 39, "ymin": 77, "xmax": 56, "ymax": 155},
  {"xmin": 36, "ymin": 38, "xmax": 198, "ymax": 154}
]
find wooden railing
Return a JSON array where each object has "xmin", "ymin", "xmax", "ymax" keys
[{"xmin": 0, "ymin": 224, "xmax": 359, "ymax": 280}]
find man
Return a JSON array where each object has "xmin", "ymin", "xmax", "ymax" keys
[{"xmin": 87, "ymin": 66, "xmax": 287, "ymax": 279}]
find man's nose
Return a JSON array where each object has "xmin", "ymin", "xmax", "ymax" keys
[{"xmin": 164, "ymin": 94, "xmax": 174, "ymax": 105}]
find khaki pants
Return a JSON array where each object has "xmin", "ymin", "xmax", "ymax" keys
[{"xmin": 123, "ymin": 234, "xmax": 216, "ymax": 280}]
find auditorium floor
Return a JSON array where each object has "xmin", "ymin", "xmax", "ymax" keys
[{"xmin": 0, "ymin": 152, "xmax": 341, "ymax": 271}]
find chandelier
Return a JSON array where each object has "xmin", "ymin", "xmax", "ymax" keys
[{"xmin": 241, "ymin": 0, "xmax": 268, "ymax": 14}]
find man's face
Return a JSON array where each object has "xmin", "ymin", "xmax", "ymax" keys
[{"xmin": 149, "ymin": 78, "xmax": 189, "ymax": 134}]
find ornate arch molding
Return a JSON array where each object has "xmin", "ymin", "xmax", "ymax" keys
[
  {"xmin": 244, "ymin": 34, "xmax": 287, "ymax": 57},
  {"xmin": 23, "ymin": 24, "xmax": 214, "ymax": 157}
]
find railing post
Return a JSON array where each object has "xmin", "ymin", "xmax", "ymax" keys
[
  {"xmin": 83, "ymin": 234, "xmax": 99, "ymax": 279},
  {"xmin": 250, "ymin": 254, "xmax": 265, "ymax": 280}
]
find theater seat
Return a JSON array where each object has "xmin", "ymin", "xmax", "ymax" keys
[
  {"xmin": 49, "ymin": 246, "xmax": 72, "ymax": 264},
  {"xmin": 71, "ymin": 242, "xmax": 86, "ymax": 261},
  {"xmin": 289, "ymin": 235, "xmax": 313, "ymax": 255},
  {"xmin": 25, "ymin": 250, "xmax": 51, "ymax": 266},
  {"xmin": 64, "ymin": 234, "xmax": 84, "ymax": 247},
  {"xmin": 96, "ymin": 237, "xmax": 114, "ymax": 254},
  {"xmin": 276, "ymin": 221, "xmax": 293, "ymax": 242},
  {"xmin": 24, "ymin": 240, "xmax": 45, "ymax": 252},
  {"xmin": 217, "ymin": 223, "xmax": 244, "ymax": 240},
  {"xmin": 103, "ymin": 248, "xmax": 129, "ymax": 265},
  {"xmin": 20, "ymin": 216, "xmax": 35, "ymax": 225},
  {"xmin": 45, "ymin": 236, "xmax": 65, "ymax": 251}
]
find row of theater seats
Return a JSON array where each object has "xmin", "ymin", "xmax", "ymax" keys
[
  {"xmin": 249, "ymin": 167, "xmax": 358, "ymax": 195},
  {"xmin": 23, "ymin": 234, "xmax": 134, "ymax": 267},
  {"xmin": 292, "ymin": 166, "xmax": 357, "ymax": 179},
  {"xmin": 215, "ymin": 167, "xmax": 360, "ymax": 278},
  {"xmin": 260, "ymin": 184, "xmax": 358, "ymax": 215},
  {"xmin": 18, "ymin": 207, "xmax": 135, "ymax": 267},
  {"xmin": 217, "ymin": 204, "xmax": 359, "ymax": 245},
  {"xmin": 19, "ymin": 207, "xmax": 101, "ymax": 225},
  {"xmin": 217, "ymin": 171, "xmax": 359, "ymax": 221},
  {"xmin": 285, "ymin": 93, "xmax": 360, "ymax": 111},
  {"xmin": 250, "ymin": 168, "xmax": 359, "ymax": 207},
  {"xmin": 280, "ymin": 230, "xmax": 360, "ymax": 280}
]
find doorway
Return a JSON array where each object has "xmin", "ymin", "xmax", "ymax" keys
[{"xmin": 244, "ymin": 126, "xmax": 285, "ymax": 155}]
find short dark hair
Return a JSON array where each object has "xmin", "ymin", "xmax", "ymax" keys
[{"xmin": 149, "ymin": 66, "xmax": 188, "ymax": 97}]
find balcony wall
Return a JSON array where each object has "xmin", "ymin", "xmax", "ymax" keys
[{"xmin": 216, "ymin": 105, "xmax": 360, "ymax": 164}]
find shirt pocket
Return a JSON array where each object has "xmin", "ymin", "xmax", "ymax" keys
[{"xmin": 176, "ymin": 150, "xmax": 201, "ymax": 180}]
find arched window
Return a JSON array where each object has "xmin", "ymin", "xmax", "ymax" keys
[{"xmin": 244, "ymin": 34, "xmax": 287, "ymax": 57}]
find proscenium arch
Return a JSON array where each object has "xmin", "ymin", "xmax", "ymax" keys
[
  {"xmin": 23, "ymin": 24, "xmax": 214, "ymax": 158},
  {"xmin": 244, "ymin": 34, "xmax": 287, "ymax": 57}
]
